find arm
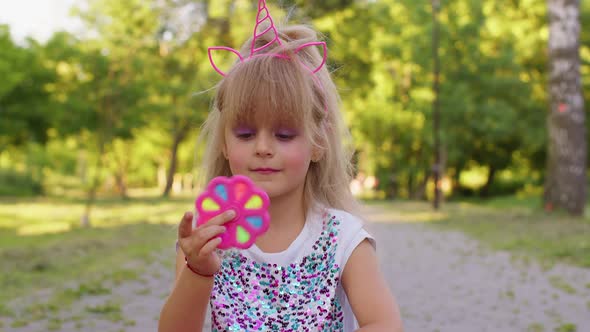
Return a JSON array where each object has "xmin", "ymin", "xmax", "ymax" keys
[
  {"xmin": 158, "ymin": 211, "xmax": 234, "ymax": 332},
  {"xmin": 158, "ymin": 250, "xmax": 213, "ymax": 332},
  {"xmin": 342, "ymin": 239, "xmax": 404, "ymax": 332}
]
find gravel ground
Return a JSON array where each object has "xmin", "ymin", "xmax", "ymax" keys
[{"xmin": 2, "ymin": 206, "xmax": 590, "ymax": 332}]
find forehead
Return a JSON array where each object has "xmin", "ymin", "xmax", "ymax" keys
[
  {"xmin": 218, "ymin": 55, "xmax": 313, "ymax": 129},
  {"xmin": 227, "ymin": 105, "xmax": 302, "ymax": 129}
]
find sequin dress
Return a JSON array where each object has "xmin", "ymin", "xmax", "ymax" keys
[{"xmin": 209, "ymin": 207, "xmax": 374, "ymax": 332}]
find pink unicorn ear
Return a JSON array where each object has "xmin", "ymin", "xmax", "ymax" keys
[
  {"xmin": 294, "ymin": 41, "xmax": 328, "ymax": 74},
  {"xmin": 208, "ymin": 46, "xmax": 244, "ymax": 77}
]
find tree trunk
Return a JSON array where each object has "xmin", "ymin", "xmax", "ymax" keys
[
  {"xmin": 81, "ymin": 136, "xmax": 105, "ymax": 228},
  {"xmin": 431, "ymin": 0, "xmax": 442, "ymax": 209},
  {"xmin": 544, "ymin": 0, "xmax": 586, "ymax": 215},
  {"xmin": 412, "ymin": 171, "xmax": 429, "ymax": 201},
  {"xmin": 162, "ymin": 124, "xmax": 190, "ymax": 197},
  {"xmin": 407, "ymin": 171, "xmax": 414, "ymax": 199},
  {"xmin": 113, "ymin": 142, "xmax": 129, "ymax": 199},
  {"xmin": 480, "ymin": 165, "xmax": 496, "ymax": 198},
  {"xmin": 162, "ymin": 138, "xmax": 180, "ymax": 197},
  {"xmin": 115, "ymin": 171, "xmax": 128, "ymax": 199}
]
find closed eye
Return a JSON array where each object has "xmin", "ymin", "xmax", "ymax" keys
[
  {"xmin": 275, "ymin": 129, "xmax": 298, "ymax": 141},
  {"xmin": 233, "ymin": 127, "xmax": 255, "ymax": 140},
  {"xmin": 236, "ymin": 132, "xmax": 254, "ymax": 140},
  {"xmin": 276, "ymin": 133, "xmax": 296, "ymax": 141}
]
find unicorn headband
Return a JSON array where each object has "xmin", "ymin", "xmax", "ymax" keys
[{"xmin": 208, "ymin": 0, "xmax": 328, "ymax": 112}]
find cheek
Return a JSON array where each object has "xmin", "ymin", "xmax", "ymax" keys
[
  {"xmin": 282, "ymin": 144, "xmax": 313, "ymax": 170},
  {"xmin": 224, "ymin": 135, "xmax": 247, "ymax": 170},
  {"xmin": 227, "ymin": 146, "xmax": 248, "ymax": 169}
]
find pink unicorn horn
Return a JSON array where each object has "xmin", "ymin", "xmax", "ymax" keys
[
  {"xmin": 250, "ymin": 0, "xmax": 282, "ymax": 56},
  {"xmin": 208, "ymin": 0, "xmax": 328, "ymax": 85}
]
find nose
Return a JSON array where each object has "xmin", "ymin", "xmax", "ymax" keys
[{"xmin": 254, "ymin": 132, "xmax": 274, "ymax": 158}]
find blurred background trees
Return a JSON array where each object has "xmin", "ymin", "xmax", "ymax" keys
[{"xmin": 1, "ymin": 0, "xmax": 588, "ymax": 221}]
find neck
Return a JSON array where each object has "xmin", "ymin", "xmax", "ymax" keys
[
  {"xmin": 254, "ymin": 185, "xmax": 307, "ymax": 253},
  {"xmin": 268, "ymin": 187, "xmax": 306, "ymax": 230}
]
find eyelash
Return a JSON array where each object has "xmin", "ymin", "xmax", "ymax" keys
[
  {"xmin": 236, "ymin": 132, "xmax": 254, "ymax": 139},
  {"xmin": 276, "ymin": 133, "xmax": 296, "ymax": 141},
  {"xmin": 234, "ymin": 131, "xmax": 296, "ymax": 141}
]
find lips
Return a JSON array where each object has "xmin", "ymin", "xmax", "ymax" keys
[{"xmin": 252, "ymin": 168, "xmax": 279, "ymax": 174}]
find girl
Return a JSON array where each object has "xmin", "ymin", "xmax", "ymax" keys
[{"xmin": 159, "ymin": 1, "xmax": 403, "ymax": 331}]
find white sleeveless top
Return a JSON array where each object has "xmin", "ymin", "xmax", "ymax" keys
[{"xmin": 209, "ymin": 207, "xmax": 374, "ymax": 331}]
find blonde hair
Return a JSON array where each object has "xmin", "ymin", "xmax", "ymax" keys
[{"xmin": 198, "ymin": 24, "xmax": 360, "ymax": 216}]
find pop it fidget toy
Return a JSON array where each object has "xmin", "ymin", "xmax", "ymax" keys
[{"xmin": 195, "ymin": 175, "xmax": 270, "ymax": 249}]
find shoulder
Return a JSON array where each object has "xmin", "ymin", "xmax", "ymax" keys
[
  {"xmin": 326, "ymin": 208, "xmax": 364, "ymax": 226},
  {"xmin": 325, "ymin": 208, "xmax": 371, "ymax": 241},
  {"xmin": 323, "ymin": 208, "xmax": 376, "ymax": 267}
]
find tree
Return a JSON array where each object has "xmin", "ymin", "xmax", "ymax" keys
[
  {"xmin": 431, "ymin": 0, "xmax": 442, "ymax": 208},
  {"xmin": 155, "ymin": 0, "xmax": 228, "ymax": 197},
  {"xmin": 69, "ymin": 0, "xmax": 158, "ymax": 225},
  {"xmin": 0, "ymin": 26, "xmax": 56, "ymax": 152},
  {"xmin": 544, "ymin": 0, "xmax": 586, "ymax": 215}
]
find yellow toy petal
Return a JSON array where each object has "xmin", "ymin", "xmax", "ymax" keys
[
  {"xmin": 201, "ymin": 198, "xmax": 220, "ymax": 211},
  {"xmin": 245, "ymin": 195, "xmax": 263, "ymax": 209},
  {"xmin": 236, "ymin": 226, "xmax": 250, "ymax": 244}
]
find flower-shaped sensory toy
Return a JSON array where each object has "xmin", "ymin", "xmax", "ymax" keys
[{"xmin": 195, "ymin": 175, "xmax": 270, "ymax": 249}]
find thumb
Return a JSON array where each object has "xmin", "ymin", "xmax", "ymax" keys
[{"xmin": 178, "ymin": 212, "xmax": 194, "ymax": 239}]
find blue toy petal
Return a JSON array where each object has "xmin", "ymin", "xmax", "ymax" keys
[
  {"xmin": 246, "ymin": 216, "xmax": 263, "ymax": 228},
  {"xmin": 215, "ymin": 184, "xmax": 228, "ymax": 201}
]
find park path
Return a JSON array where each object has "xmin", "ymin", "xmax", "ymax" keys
[
  {"xmin": 362, "ymin": 205, "xmax": 590, "ymax": 332},
  {"xmin": 3, "ymin": 205, "xmax": 590, "ymax": 332}
]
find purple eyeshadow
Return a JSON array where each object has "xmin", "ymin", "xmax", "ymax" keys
[
  {"xmin": 233, "ymin": 126, "xmax": 255, "ymax": 135},
  {"xmin": 276, "ymin": 128, "xmax": 298, "ymax": 136},
  {"xmin": 232, "ymin": 125, "xmax": 299, "ymax": 139}
]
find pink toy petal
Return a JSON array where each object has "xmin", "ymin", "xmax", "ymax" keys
[
  {"xmin": 195, "ymin": 175, "xmax": 270, "ymax": 250},
  {"xmin": 234, "ymin": 182, "xmax": 248, "ymax": 201}
]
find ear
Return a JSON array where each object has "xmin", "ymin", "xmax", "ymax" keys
[
  {"xmin": 208, "ymin": 46, "xmax": 244, "ymax": 76},
  {"xmin": 294, "ymin": 41, "xmax": 327, "ymax": 74}
]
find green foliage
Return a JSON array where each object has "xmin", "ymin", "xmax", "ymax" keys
[
  {"xmin": 0, "ymin": 168, "xmax": 43, "ymax": 196},
  {"xmin": 0, "ymin": 0, "xmax": 588, "ymax": 200},
  {"xmin": 0, "ymin": 26, "xmax": 57, "ymax": 148},
  {"xmin": 456, "ymin": 175, "xmax": 533, "ymax": 198}
]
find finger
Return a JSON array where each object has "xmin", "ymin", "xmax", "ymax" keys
[
  {"xmin": 193, "ymin": 225, "xmax": 226, "ymax": 244},
  {"xmin": 178, "ymin": 212, "xmax": 194, "ymax": 239},
  {"xmin": 199, "ymin": 237, "xmax": 222, "ymax": 257},
  {"xmin": 204, "ymin": 210, "xmax": 236, "ymax": 227}
]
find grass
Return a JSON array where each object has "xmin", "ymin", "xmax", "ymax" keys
[
  {"xmin": 0, "ymin": 193, "xmax": 191, "ymax": 306},
  {"xmin": 549, "ymin": 276, "xmax": 577, "ymax": 294},
  {"xmin": 364, "ymin": 196, "xmax": 590, "ymax": 268},
  {"xmin": 85, "ymin": 301, "xmax": 123, "ymax": 321},
  {"xmin": 2, "ymin": 192, "xmax": 590, "ymax": 318}
]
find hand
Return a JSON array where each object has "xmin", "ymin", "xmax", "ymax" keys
[{"xmin": 177, "ymin": 210, "xmax": 235, "ymax": 276}]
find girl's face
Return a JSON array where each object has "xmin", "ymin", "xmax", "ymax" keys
[{"xmin": 223, "ymin": 117, "xmax": 317, "ymax": 200}]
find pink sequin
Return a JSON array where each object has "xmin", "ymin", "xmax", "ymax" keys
[{"xmin": 210, "ymin": 212, "xmax": 344, "ymax": 331}]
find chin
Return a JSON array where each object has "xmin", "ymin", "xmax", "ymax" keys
[
  {"xmin": 259, "ymin": 186, "xmax": 280, "ymax": 198},
  {"xmin": 248, "ymin": 182, "xmax": 277, "ymax": 197}
]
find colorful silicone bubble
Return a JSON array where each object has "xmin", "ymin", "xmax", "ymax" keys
[{"xmin": 195, "ymin": 175, "xmax": 270, "ymax": 250}]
